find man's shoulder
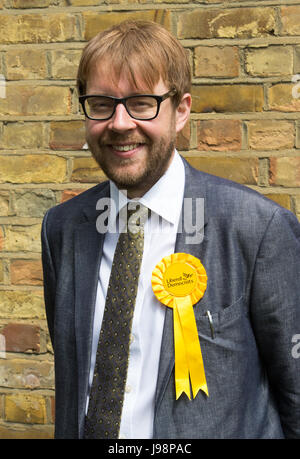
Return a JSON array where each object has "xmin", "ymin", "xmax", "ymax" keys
[
  {"xmin": 184, "ymin": 158, "xmax": 294, "ymax": 224},
  {"xmin": 43, "ymin": 180, "xmax": 110, "ymax": 227}
]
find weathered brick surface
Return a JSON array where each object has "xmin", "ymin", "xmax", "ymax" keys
[
  {"xmin": 10, "ymin": 259, "xmax": 43, "ymax": 286},
  {"xmin": 0, "ymin": 86, "xmax": 71, "ymax": 116},
  {"xmin": 0, "ymin": 358, "xmax": 53, "ymax": 389},
  {"xmin": 270, "ymin": 157, "xmax": 300, "ymax": 187},
  {"xmin": 0, "ymin": 259, "xmax": 4, "ymax": 284},
  {"xmin": 197, "ymin": 120, "xmax": 242, "ymax": 151},
  {"xmin": 0, "ymin": 424, "xmax": 54, "ymax": 439},
  {"xmin": 83, "ymin": 10, "xmax": 172, "ymax": 40},
  {"xmin": 1, "ymin": 224, "xmax": 41, "ymax": 252},
  {"xmin": 0, "ymin": 155, "xmax": 67, "ymax": 184},
  {"xmin": 269, "ymin": 84, "xmax": 300, "ymax": 112},
  {"xmin": 176, "ymin": 121, "xmax": 191, "ymax": 151},
  {"xmin": 245, "ymin": 46, "xmax": 293, "ymax": 77},
  {"xmin": 1, "ymin": 323, "xmax": 40, "ymax": 353},
  {"xmin": 0, "ymin": 122, "xmax": 46, "ymax": 150},
  {"xmin": 263, "ymin": 193, "xmax": 291, "ymax": 210},
  {"xmin": 194, "ymin": 46, "xmax": 239, "ymax": 78},
  {"xmin": 5, "ymin": 49, "xmax": 48, "ymax": 80},
  {"xmin": 50, "ymin": 50, "xmax": 82, "ymax": 80},
  {"xmin": 295, "ymin": 195, "xmax": 300, "ymax": 221},
  {"xmin": 191, "ymin": 85, "xmax": 264, "ymax": 113},
  {"xmin": 12, "ymin": 190, "xmax": 56, "ymax": 218},
  {"xmin": 247, "ymin": 120, "xmax": 295, "ymax": 150},
  {"xmin": 0, "ymin": 192, "xmax": 10, "ymax": 217},
  {"xmin": 0, "ymin": 13, "xmax": 77, "ymax": 44},
  {"xmin": 5, "ymin": 393, "xmax": 47, "ymax": 424},
  {"xmin": 177, "ymin": 8, "xmax": 276, "ymax": 39},
  {"xmin": 185, "ymin": 156, "xmax": 258, "ymax": 185},
  {"xmin": 0, "ymin": 291, "xmax": 45, "ymax": 319},
  {"xmin": 49, "ymin": 121, "xmax": 86, "ymax": 150},
  {"xmin": 71, "ymin": 157, "xmax": 107, "ymax": 183},
  {"xmin": 281, "ymin": 6, "xmax": 300, "ymax": 36},
  {"xmin": 0, "ymin": 0, "xmax": 299, "ymax": 440}
]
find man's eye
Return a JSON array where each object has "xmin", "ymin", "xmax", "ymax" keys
[
  {"xmin": 129, "ymin": 98, "xmax": 156, "ymax": 110},
  {"xmin": 89, "ymin": 100, "xmax": 112, "ymax": 111}
]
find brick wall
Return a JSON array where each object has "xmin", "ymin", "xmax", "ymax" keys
[{"xmin": 0, "ymin": 0, "xmax": 300, "ymax": 439}]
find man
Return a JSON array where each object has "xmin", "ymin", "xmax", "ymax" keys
[{"xmin": 42, "ymin": 20, "xmax": 300, "ymax": 439}]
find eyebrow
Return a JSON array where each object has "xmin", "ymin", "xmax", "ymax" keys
[{"xmin": 86, "ymin": 91, "xmax": 155, "ymax": 97}]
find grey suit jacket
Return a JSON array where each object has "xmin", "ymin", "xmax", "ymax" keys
[{"xmin": 41, "ymin": 158, "xmax": 300, "ymax": 439}]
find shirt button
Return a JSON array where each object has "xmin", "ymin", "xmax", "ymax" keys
[
  {"xmin": 129, "ymin": 334, "xmax": 135, "ymax": 344},
  {"xmin": 119, "ymin": 433, "xmax": 126, "ymax": 439},
  {"xmin": 125, "ymin": 385, "xmax": 132, "ymax": 393}
]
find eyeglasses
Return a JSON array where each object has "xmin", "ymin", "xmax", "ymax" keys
[{"xmin": 79, "ymin": 89, "xmax": 177, "ymax": 121}]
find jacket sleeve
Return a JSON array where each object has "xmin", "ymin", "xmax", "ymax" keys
[
  {"xmin": 250, "ymin": 207, "xmax": 300, "ymax": 438},
  {"xmin": 41, "ymin": 209, "xmax": 57, "ymax": 348}
]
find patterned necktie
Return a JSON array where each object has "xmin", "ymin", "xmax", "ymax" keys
[{"xmin": 84, "ymin": 203, "xmax": 149, "ymax": 439}]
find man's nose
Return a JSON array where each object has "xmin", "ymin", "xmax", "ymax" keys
[{"xmin": 108, "ymin": 102, "xmax": 137, "ymax": 131}]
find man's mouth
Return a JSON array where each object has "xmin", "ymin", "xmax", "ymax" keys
[
  {"xmin": 102, "ymin": 142, "xmax": 147, "ymax": 158},
  {"xmin": 112, "ymin": 143, "xmax": 141, "ymax": 152}
]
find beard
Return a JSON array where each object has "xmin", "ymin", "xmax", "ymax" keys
[{"xmin": 88, "ymin": 127, "xmax": 176, "ymax": 197}]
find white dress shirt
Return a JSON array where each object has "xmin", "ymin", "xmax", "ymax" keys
[{"xmin": 87, "ymin": 151, "xmax": 185, "ymax": 438}]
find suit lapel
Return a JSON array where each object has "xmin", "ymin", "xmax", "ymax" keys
[
  {"xmin": 74, "ymin": 183, "xmax": 110, "ymax": 435},
  {"xmin": 155, "ymin": 159, "xmax": 208, "ymax": 411}
]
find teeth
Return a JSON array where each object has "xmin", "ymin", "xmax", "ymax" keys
[{"xmin": 113, "ymin": 144, "xmax": 139, "ymax": 152}]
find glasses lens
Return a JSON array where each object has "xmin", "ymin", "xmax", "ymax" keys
[
  {"xmin": 84, "ymin": 96, "xmax": 114, "ymax": 119},
  {"xmin": 126, "ymin": 96, "xmax": 158, "ymax": 120}
]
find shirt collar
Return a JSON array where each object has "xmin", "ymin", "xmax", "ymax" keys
[{"xmin": 109, "ymin": 150, "xmax": 185, "ymax": 226}]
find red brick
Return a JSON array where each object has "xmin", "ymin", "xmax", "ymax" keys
[
  {"xmin": 60, "ymin": 189, "xmax": 87, "ymax": 203},
  {"xmin": 197, "ymin": 120, "xmax": 242, "ymax": 151},
  {"xmin": 176, "ymin": 121, "xmax": 191, "ymax": 151},
  {"xmin": 270, "ymin": 157, "xmax": 300, "ymax": 187},
  {"xmin": 10, "ymin": 259, "xmax": 43, "ymax": 286},
  {"xmin": 49, "ymin": 121, "xmax": 86, "ymax": 150},
  {"xmin": 1, "ymin": 323, "xmax": 40, "ymax": 353}
]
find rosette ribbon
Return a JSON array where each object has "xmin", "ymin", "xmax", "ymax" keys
[{"xmin": 151, "ymin": 253, "xmax": 208, "ymax": 400}]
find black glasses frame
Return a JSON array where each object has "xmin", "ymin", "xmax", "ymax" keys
[{"xmin": 79, "ymin": 89, "xmax": 177, "ymax": 121}]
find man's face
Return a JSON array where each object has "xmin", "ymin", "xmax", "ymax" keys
[{"xmin": 85, "ymin": 66, "xmax": 191, "ymax": 198}]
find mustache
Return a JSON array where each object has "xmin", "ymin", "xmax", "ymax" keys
[{"xmin": 99, "ymin": 135, "xmax": 148, "ymax": 146}]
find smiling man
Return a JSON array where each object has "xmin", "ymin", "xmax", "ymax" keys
[
  {"xmin": 42, "ymin": 20, "xmax": 300, "ymax": 439},
  {"xmin": 83, "ymin": 75, "xmax": 185, "ymax": 197},
  {"xmin": 77, "ymin": 24, "xmax": 191, "ymax": 198}
]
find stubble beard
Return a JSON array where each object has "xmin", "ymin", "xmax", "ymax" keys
[{"xmin": 90, "ymin": 131, "xmax": 176, "ymax": 196}]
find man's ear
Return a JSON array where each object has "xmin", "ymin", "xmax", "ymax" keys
[{"xmin": 175, "ymin": 93, "xmax": 192, "ymax": 133}]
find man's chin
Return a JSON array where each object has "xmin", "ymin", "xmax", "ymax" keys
[{"xmin": 102, "ymin": 162, "xmax": 148, "ymax": 191}]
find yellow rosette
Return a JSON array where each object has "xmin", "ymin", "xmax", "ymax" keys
[{"xmin": 151, "ymin": 253, "xmax": 208, "ymax": 400}]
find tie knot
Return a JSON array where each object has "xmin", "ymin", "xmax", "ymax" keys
[{"xmin": 124, "ymin": 203, "xmax": 149, "ymax": 235}]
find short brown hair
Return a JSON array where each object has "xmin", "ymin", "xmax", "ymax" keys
[{"xmin": 77, "ymin": 20, "xmax": 191, "ymax": 106}]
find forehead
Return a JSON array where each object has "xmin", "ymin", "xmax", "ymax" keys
[{"xmin": 86, "ymin": 60, "xmax": 166, "ymax": 96}]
